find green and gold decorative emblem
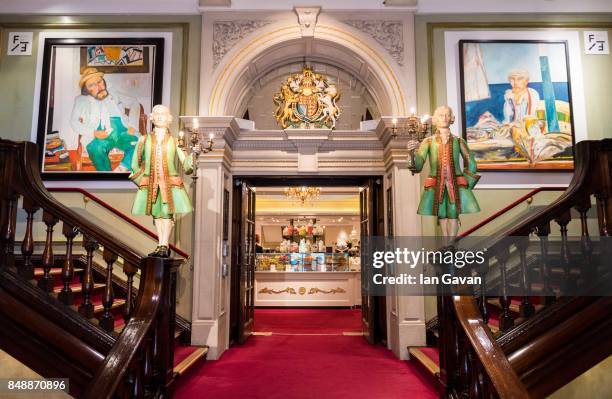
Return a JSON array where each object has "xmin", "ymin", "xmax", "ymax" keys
[{"xmin": 273, "ymin": 65, "xmax": 341, "ymax": 129}]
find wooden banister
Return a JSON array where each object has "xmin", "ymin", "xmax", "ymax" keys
[
  {"xmin": 458, "ymin": 187, "xmax": 566, "ymax": 239},
  {"xmin": 47, "ymin": 187, "xmax": 190, "ymax": 259},
  {"xmin": 0, "ymin": 139, "xmax": 185, "ymax": 397},
  {"xmin": 438, "ymin": 139, "xmax": 612, "ymax": 399},
  {"xmin": 86, "ymin": 257, "xmax": 181, "ymax": 399},
  {"xmin": 1, "ymin": 140, "xmax": 144, "ymax": 267},
  {"xmin": 453, "ymin": 296, "xmax": 530, "ymax": 399}
]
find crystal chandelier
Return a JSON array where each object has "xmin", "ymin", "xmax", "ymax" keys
[{"xmin": 285, "ymin": 186, "xmax": 321, "ymax": 205}]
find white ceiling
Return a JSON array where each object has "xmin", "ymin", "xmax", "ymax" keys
[{"xmin": 3, "ymin": 0, "xmax": 611, "ymax": 14}]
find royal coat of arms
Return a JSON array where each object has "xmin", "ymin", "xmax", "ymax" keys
[{"xmin": 273, "ymin": 65, "xmax": 341, "ymax": 129}]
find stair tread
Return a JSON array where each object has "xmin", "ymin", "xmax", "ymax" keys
[
  {"xmin": 487, "ymin": 298, "xmax": 545, "ymax": 314},
  {"xmin": 53, "ymin": 282, "xmax": 105, "ymax": 294},
  {"xmin": 173, "ymin": 346, "xmax": 208, "ymax": 375},
  {"xmin": 93, "ymin": 299, "xmax": 126, "ymax": 313},
  {"xmin": 409, "ymin": 347, "xmax": 440, "ymax": 376},
  {"xmin": 34, "ymin": 267, "xmax": 83, "ymax": 276}
]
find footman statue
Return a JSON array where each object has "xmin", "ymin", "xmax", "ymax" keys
[
  {"xmin": 407, "ymin": 106, "xmax": 481, "ymax": 240},
  {"xmin": 129, "ymin": 105, "xmax": 194, "ymax": 257}
]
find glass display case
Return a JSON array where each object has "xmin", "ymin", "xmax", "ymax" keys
[{"xmin": 256, "ymin": 252, "xmax": 352, "ymax": 272}]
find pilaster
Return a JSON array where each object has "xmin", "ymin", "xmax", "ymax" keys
[
  {"xmin": 187, "ymin": 117, "xmax": 234, "ymax": 359},
  {"xmin": 380, "ymin": 118, "xmax": 426, "ymax": 360}
]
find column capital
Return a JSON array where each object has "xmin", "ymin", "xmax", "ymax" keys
[{"xmin": 180, "ymin": 116, "xmax": 240, "ymax": 147}]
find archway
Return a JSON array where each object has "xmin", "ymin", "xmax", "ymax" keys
[
  {"xmin": 190, "ymin": 14, "xmax": 424, "ymax": 361},
  {"xmin": 200, "ymin": 19, "xmax": 411, "ymax": 118}
]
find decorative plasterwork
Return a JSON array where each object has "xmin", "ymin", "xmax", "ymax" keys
[
  {"xmin": 212, "ymin": 20, "xmax": 271, "ymax": 68},
  {"xmin": 342, "ymin": 20, "xmax": 404, "ymax": 66},
  {"xmin": 294, "ymin": 7, "xmax": 320, "ymax": 37}
]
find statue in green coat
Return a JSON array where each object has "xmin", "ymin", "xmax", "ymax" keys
[
  {"xmin": 129, "ymin": 105, "xmax": 194, "ymax": 257},
  {"xmin": 407, "ymin": 106, "xmax": 481, "ymax": 239}
]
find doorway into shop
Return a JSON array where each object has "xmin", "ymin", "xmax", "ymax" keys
[{"xmin": 229, "ymin": 176, "xmax": 387, "ymax": 347}]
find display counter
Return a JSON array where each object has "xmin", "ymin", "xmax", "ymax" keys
[{"xmin": 255, "ymin": 253, "xmax": 361, "ymax": 307}]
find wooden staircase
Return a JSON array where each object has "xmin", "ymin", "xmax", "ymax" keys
[
  {"xmin": 408, "ymin": 139, "xmax": 612, "ymax": 398},
  {"xmin": 0, "ymin": 139, "xmax": 206, "ymax": 398}
]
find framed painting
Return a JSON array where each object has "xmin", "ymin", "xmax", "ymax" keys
[
  {"xmin": 458, "ymin": 40, "xmax": 575, "ymax": 171},
  {"xmin": 36, "ymin": 37, "xmax": 164, "ymax": 180}
]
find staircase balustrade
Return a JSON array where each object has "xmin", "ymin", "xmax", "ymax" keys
[
  {"xmin": 0, "ymin": 139, "xmax": 186, "ymax": 398},
  {"xmin": 436, "ymin": 139, "xmax": 612, "ymax": 398}
]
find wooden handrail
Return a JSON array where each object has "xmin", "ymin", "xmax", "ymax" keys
[
  {"xmin": 453, "ymin": 296, "xmax": 530, "ymax": 399},
  {"xmin": 85, "ymin": 257, "xmax": 167, "ymax": 399},
  {"xmin": 47, "ymin": 187, "xmax": 190, "ymax": 259},
  {"xmin": 439, "ymin": 139, "xmax": 612, "ymax": 398},
  {"xmin": 458, "ymin": 187, "xmax": 567, "ymax": 239},
  {"xmin": 464, "ymin": 139, "xmax": 611, "ymax": 254},
  {"xmin": 2, "ymin": 140, "xmax": 144, "ymax": 268},
  {"xmin": 1, "ymin": 139, "xmax": 185, "ymax": 397}
]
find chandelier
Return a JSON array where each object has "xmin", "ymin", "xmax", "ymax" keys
[{"xmin": 285, "ymin": 186, "xmax": 321, "ymax": 205}]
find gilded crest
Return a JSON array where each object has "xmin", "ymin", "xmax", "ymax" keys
[{"xmin": 273, "ymin": 65, "xmax": 341, "ymax": 129}]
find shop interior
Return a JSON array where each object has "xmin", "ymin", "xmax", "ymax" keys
[{"xmin": 251, "ymin": 185, "xmax": 363, "ymax": 334}]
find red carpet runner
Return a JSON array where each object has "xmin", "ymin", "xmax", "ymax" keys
[
  {"xmin": 174, "ymin": 309, "xmax": 437, "ymax": 399},
  {"xmin": 254, "ymin": 308, "xmax": 362, "ymax": 334}
]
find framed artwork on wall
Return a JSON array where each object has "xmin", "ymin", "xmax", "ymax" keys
[
  {"xmin": 36, "ymin": 37, "xmax": 164, "ymax": 180},
  {"xmin": 458, "ymin": 39, "xmax": 575, "ymax": 171}
]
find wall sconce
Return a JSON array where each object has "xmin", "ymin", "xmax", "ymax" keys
[
  {"xmin": 178, "ymin": 117, "xmax": 214, "ymax": 156},
  {"xmin": 178, "ymin": 117, "xmax": 215, "ymax": 180},
  {"xmin": 390, "ymin": 108, "xmax": 432, "ymax": 175}
]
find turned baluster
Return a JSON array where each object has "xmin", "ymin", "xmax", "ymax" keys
[
  {"xmin": 555, "ymin": 210, "xmax": 573, "ymax": 294},
  {"xmin": 100, "ymin": 248, "xmax": 118, "ymax": 332},
  {"xmin": 1, "ymin": 193, "xmax": 18, "ymax": 267},
  {"xmin": 575, "ymin": 197, "xmax": 594, "ymax": 284},
  {"xmin": 38, "ymin": 212, "xmax": 59, "ymax": 291},
  {"xmin": 468, "ymin": 347, "xmax": 483, "ymax": 398},
  {"xmin": 458, "ymin": 332, "xmax": 471, "ymax": 393},
  {"xmin": 142, "ymin": 333, "xmax": 154, "ymax": 389},
  {"xmin": 79, "ymin": 236, "xmax": 98, "ymax": 318},
  {"xmin": 131, "ymin": 349, "xmax": 145, "ymax": 398},
  {"xmin": 595, "ymin": 194, "xmax": 611, "ymax": 276},
  {"xmin": 516, "ymin": 236, "xmax": 535, "ymax": 318},
  {"xmin": 452, "ymin": 312, "xmax": 462, "ymax": 384},
  {"xmin": 595, "ymin": 194, "xmax": 609, "ymax": 237},
  {"xmin": 19, "ymin": 197, "xmax": 39, "ymax": 279},
  {"xmin": 478, "ymin": 258, "xmax": 489, "ymax": 324},
  {"xmin": 497, "ymin": 248, "xmax": 514, "ymax": 332},
  {"xmin": 123, "ymin": 262, "xmax": 138, "ymax": 324},
  {"xmin": 58, "ymin": 223, "xmax": 78, "ymax": 305},
  {"xmin": 536, "ymin": 222, "xmax": 555, "ymax": 305},
  {"xmin": 437, "ymin": 294, "xmax": 452, "ymax": 391}
]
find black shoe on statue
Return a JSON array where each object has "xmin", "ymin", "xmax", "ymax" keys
[
  {"xmin": 149, "ymin": 246, "xmax": 162, "ymax": 257},
  {"xmin": 159, "ymin": 245, "xmax": 171, "ymax": 258}
]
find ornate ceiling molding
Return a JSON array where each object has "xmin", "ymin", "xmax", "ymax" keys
[
  {"xmin": 212, "ymin": 20, "xmax": 272, "ymax": 68},
  {"xmin": 342, "ymin": 20, "xmax": 404, "ymax": 66}
]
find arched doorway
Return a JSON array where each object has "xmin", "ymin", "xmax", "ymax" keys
[
  {"xmin": 200, "ymin": 17, "xmax": 412, "ymax": 118},
  {"xmin": 190, "ymin": 11, "xmax": 425, "ymax": 361}
]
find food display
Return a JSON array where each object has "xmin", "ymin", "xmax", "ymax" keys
[
  {"xmin": 282, "ymin": 222, "xmax": 325, "ymax": 239},
  {"xmin": 256, "ymin": 252, "xmax": 350, "ymax": 272},
  {"xmin": 258, "ymin": 218, "xmax": 358, "ymax": 273},
  {"xmin": 256, "ymin": 254, "xmax": 290, "ymax": 271}
]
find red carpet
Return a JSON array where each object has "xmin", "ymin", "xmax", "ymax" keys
[
  {"xmin": 174, "ymin": 335, "xmax": 437, "ymax": 399},
  {"xmin": 174, "ymin": 309, "xmax": 437, "ymax": 399},
  {"xmin": 254, "ymin": 308, "xmax": 362, "ymax": 334}
]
